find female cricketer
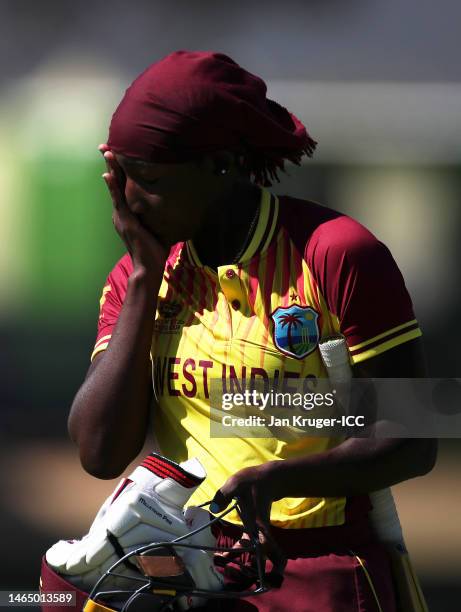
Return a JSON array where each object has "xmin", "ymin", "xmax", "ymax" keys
[{"xmin": 60, "ymin": 51, "xmax": 436, "ymax": 610}]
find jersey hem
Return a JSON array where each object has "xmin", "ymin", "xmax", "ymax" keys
[
  {"xmin": 350, "ymin": 327, "xmax": 422, "ymax": 364},
  {"xmin": 348, "ymin": 319, "xmax": 419, "ymax": 352}
]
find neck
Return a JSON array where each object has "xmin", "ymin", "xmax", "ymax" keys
[{"xmin": 192, "ymin": 181, "xmax": 261, "ymax": 269}]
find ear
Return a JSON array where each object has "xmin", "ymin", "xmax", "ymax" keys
[
  {"xmin": 211, "ymin": 151, "xmax": 252, "ymax": 179},
  {"xmin": 194, "ymin": 151, "xmax": 249, "ymax": 179},
  {"xmin": 191, "ymin": 152, "xmax": 228, "ymax": 175},
  {"xmin": 210, "ymin": 151, "xmax": 235, "ymax": 176}
]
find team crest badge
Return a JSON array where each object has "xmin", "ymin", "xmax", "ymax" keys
[{"xmin": 271, "ymin": 305, "xmax": 320, "ymax": 359}]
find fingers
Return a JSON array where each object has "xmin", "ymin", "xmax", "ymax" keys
[
  {"xmin": 100, "ymin": 146, "xmax": 125, "ymax": 185},
  {"xmin": 99, "ymin": 145, "xmax": 132, "ymax": 243},
  {"xmin": 211, "ymin": 469, "xmax": 286, "ymax": 585},
  {"xmin": 99, "ymin": 149, "xmax": 128, "ymax": 218},
  {"xmin": 103, "ymin": 149, "xmax": 121, "ymax": 174},
  {"xmin": 211, "ymin": 487, "xmax": 259, "ymax": 539},
  {"xmin": 213, "ymin": 523, "xmax": 286, "ymax": 589},
  {"xmin": 209, "ymin": 489, "xmax": 232, "ymax": 514},
  {"xmin": 103, "ymin": 151, "xmax": 127, "ymax": 193},
  {"xmin": 98, "ymin": 143, "xmax": 126, "ymax": 196},
  {"xmin": 237, "ymin": 490, "xmax": 259, "ymax": 538},
  {"xmin": 257, "ymin": 528, "xmax": 287, "ymax": 582},
  {"xmin": 211, "ymin": 486, "xmax": 285, "ymax": 579},
  {"xmin": 97, "ymin": 147, "xmax": 169, "ymax": 270},
  {"xmin": 248, "ymin": 492, "xmax": 286, "ymax": 580},
  {"xmin": 102, "ymin": 170, "xmax": 125, "ymax": 213},
  {"xmin": 211, "ymin": 472, "xmax": 268, "ymax": 535},
  {"xmin": 213, "ymin": 535, "xmax": 253, "ymax": 567},
  {"xmin": 98, "ymin": 143, "xmax": 110, "ymax": 154}
]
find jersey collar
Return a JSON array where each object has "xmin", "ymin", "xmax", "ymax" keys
[{"xmin": 185, "ymin": 188, "xmax": 279, "ymax": 267}]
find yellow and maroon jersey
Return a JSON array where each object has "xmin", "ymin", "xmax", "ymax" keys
[{"xmin": 92, "ymin": 188, "xmax": 421, "ymax": 529}]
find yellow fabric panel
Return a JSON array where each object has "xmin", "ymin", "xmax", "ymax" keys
[
  {"xmin": 151, "ymin": 189, "xmax": 348, "ymax": 529},
  {"xmin": 90, "ymin": 188, "xmax": 421, "ymax": 530}
]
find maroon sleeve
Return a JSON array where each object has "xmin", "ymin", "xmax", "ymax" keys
[
  {"xmin": 90, "ymin": 243, "xmax": 184, "ymax": 361},
  {"xmin": 304, "ymin": 214, "xmax": 421, "ymax": 363},
  {"xmin": 91, "ymin": 253, "xmax": 133, "ymax": 359}
]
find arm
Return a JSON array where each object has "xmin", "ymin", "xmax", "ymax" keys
[
  {"xmin": 68, "ymin": 149, "xmax": 167, "ymax": 479},
  {"xmin": 211, "ymin": 339, "xmax": 437, "ymax": 578},
  {"xmin": 68, "ymin": 269, "xmax": 160, "ymax": 479},
  {"xmin": 272, "ymin": 336, "xmax": 436, "ymax": 498},
  {"xmin": 213, "ymin": 339, "xmax": 437, "ymax": 510}
]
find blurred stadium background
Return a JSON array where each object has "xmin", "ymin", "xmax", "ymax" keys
[{"xmin": 0, "ymin": 1, "xmax": 460, "ymax": 610}]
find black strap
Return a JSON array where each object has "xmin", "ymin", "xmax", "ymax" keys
[{"xmin": 106, "ymin": 529, "xmax": 139, "ymax": 573}]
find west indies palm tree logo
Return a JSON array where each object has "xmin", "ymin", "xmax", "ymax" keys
[{"xmin": 271, "ymin": 305, "xmax": 320, "ymax": 359}]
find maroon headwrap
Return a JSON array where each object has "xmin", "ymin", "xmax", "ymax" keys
[{"xmin": 107, "ymin": 50, "xmax": 316, "ymax": 185}]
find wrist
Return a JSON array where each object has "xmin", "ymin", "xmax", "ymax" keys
[
  {"xmin": 258, "ymin": 460, "xmax": 282, "ymax": 498},
  {"xmin": 261, "ymin": 458, "xmax": 310, "ymax": 500}
]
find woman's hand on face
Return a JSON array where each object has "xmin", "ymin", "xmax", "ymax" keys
[
  {"xmin": 99, "ymin": 144, "xmax": 168, "ymax": 279},
  {"xmin": 210, "ymin": 464, "xmax": 287, "ymax": 584}
]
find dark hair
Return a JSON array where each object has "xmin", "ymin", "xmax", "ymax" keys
[
  {"xmin": 241, "ymin": 139, "xmax": 317, "ymax": 187},
  {"xmin": 206, "ymin": 140, "xmax": 317, "ymax": 186}
]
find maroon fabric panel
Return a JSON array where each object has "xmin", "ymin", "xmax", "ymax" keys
[
  {"xmin": 95, "ymin": 243, "xmax": 183, "ymax": 346},
  {"xmin": 208, "ymin": 519, "xmax": 396, "ymax": 612},
  {"xmin": 212, "ymin": 496, "xmax": 372, "ymax": 559},
  {"xmin": 278, "ymin": 196, "xmax": 417, "ymax": 349},
  {"xmin": 41, "ymin": 503, "xmax": 393, "ymax": 612},
  {"xmin": 95, "ymin": 253, "xmax": 132, "ymax": 346},
  {"xmin": 40, "ymin": 557, "xmax": 88, "ymax": 612},
  {"xmin": 107, "ymin": 51, "xmax": 315, "ymax": 170}
]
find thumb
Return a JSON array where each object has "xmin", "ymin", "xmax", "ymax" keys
[{"xmin": 209, "ymin": 489, "xmax": 230, "ymax": 514}]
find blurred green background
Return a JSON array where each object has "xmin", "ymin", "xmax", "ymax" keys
[{"xmin": 1, "ymin": 1, "xmax": 460, "ymax": 610}]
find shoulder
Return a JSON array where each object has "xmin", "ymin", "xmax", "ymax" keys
[
  {"xmin": 106, "ymin": 243, "xmax": 183, "ymax": 284},
  {"xmin": 107, "ymin": 252, "xmax": 133, "ymax": 283},
  {"xmin": 94, "ymin": 254, "xmax": 133, "ymax": 318},
  {"xmin": 277, "ymin": 195, "xmax": 382, "ymax": 264},
  {"xmin": 274, "ymin": 197, "xmax": 420, "ymax": 361}
]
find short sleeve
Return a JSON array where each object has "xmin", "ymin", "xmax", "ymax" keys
[
  {"xmin": 91, "ymin": 254, "xmax": 133, "ymax": 361},
  {"xmin": 306, "ymin": 216, "xmax": 422, "ymax": 364}
]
